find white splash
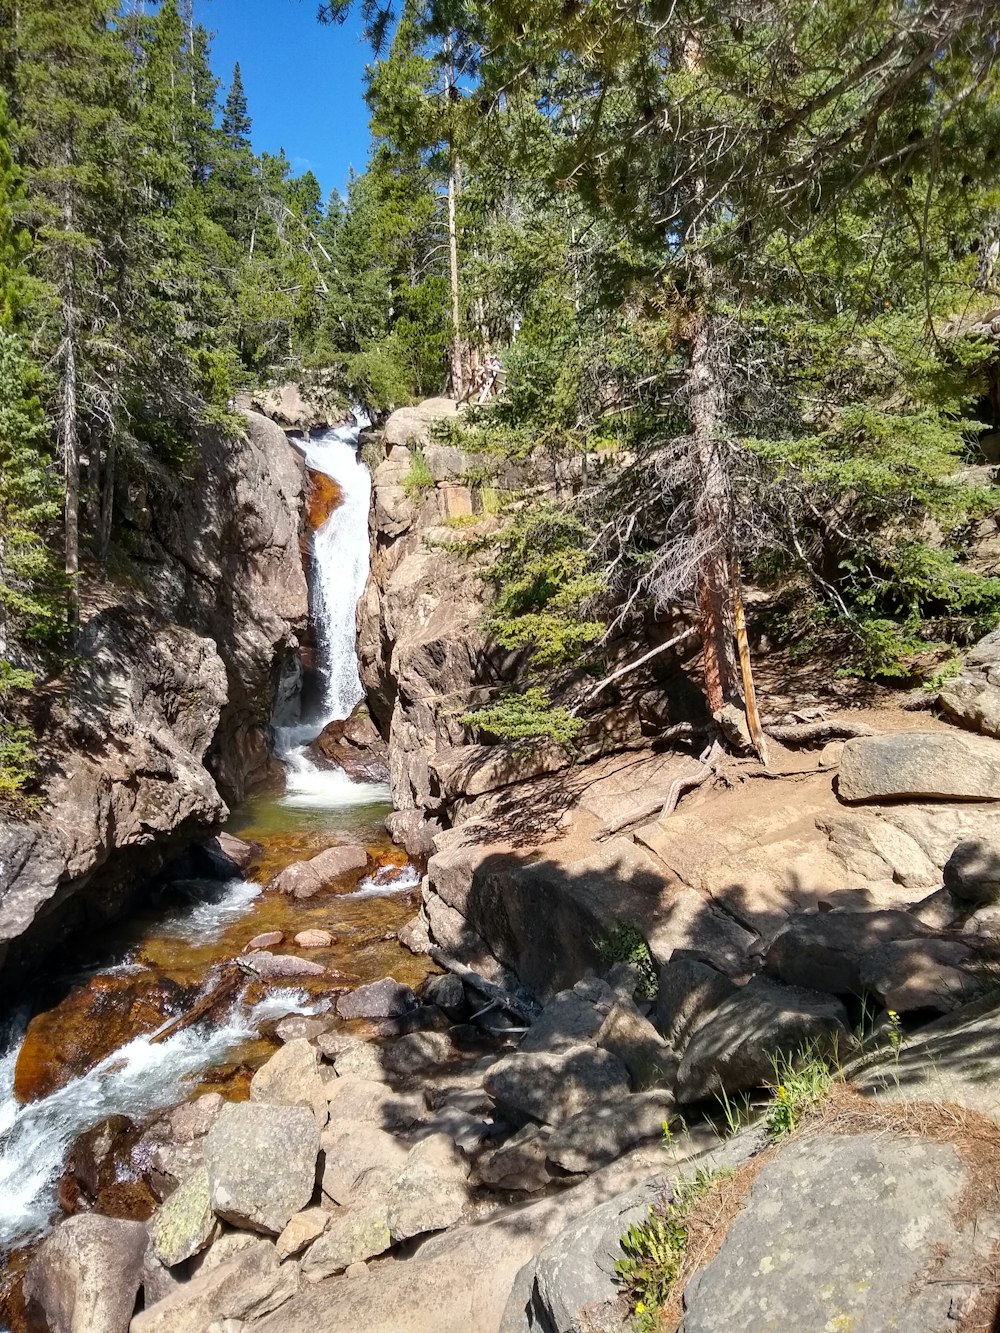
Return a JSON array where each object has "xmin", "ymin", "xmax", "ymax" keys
[
  {"xmin": 344, "ymin": 863, "xmax": 422, "ymax": 899},
  {"xmin": 0, "ymin": 987, "xmax": 320, "ymax": 1250},
  {"xmin": 157, "ymin": 876, "xmax": 262, "ymax": 939}
]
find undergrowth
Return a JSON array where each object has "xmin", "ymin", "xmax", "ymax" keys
[
  {"xmin": 402, "ymin": 447, "xmax": 435, "ymax": 500},
  {"xmin": 460, "ymin": 685, "xmax": 583, "ymax": 744},
  {"xmin": 597, "ymin": 921, "xmax": 657, "ymax": 999}
]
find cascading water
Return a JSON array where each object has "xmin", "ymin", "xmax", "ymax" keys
[{"xmin": 273, "ymin": 413, "xmax": 390, "ymax": 810}]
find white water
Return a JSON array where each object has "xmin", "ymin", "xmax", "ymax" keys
[
  {"xmin": 344, "ymin": 863, "xmax": 422, "ymax": 899},
  {"xmin": 0, "ymin": 968, "xmax": 320, "ymax": 1250}
]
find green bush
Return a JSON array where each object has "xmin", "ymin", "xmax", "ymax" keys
[
  {"xmin": 597, "ymin": 921, "xmax": 658, "ymax": 999},
  {"xmin": 402, "ymin": 447, "xmax": 434, "ymax": 500},
  {"xmin": 460, "ymin": 686, "xmax": 583, "ymax": 744}
]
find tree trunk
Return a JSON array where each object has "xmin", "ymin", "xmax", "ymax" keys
[
  {"xmin": 447, "ymin": 157, "xmax": 463, "ymax": 398},
  {"xmin": 99, "ymin": 436, "xmax": 116, "ymax": 566},
  {"xmin": 62, "ymin": 333, "xmax": 80, "ymax": 630},
  {"xmin": 689, "ymin": 307, "xmax": 738, "ymax": 712}
]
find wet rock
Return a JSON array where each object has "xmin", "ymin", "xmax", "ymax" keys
[
  {"xmin": 169, "ymin": 1093, "xmax": 224, "ymax": 1145},
  {"xmin": 276, "ymin": 1207, "xmax": 329, "ymax": 1261},
  {"xmin": 131, "ymin": 1235, "xmax": 297, "ymax": 1333},
  {"xmin": 546, "ymin": 1092, "xmax": 673, "ymax": 1175},
  {"xmin": 839, "ymin": 731, "xmax": 1000, "ymax": 803},
  {"xmin": 336, "ymin": 977, "xmax": 417, "ymax": 1021},
  {"xmin": 250, "ymin": 1038, "xmax": 327, "ymax": 1118},
  {"xmin": 300, "ymin": 1201, "xmax": 393, "ymax": 1282},
  {"xmin": 272, "ymin": 845, "xmax": 368, "ymax": 898},
  {"xmin": 679, "ymin": 1135, "xmax": 965, "ymax": 1333},
  {"xmin": 944, "ymin": 838, "xmax": 1000, "ymax": 906},
  {"xmin": 67, "ymin": 1114, "xmax": 137, "ymax": 1201},
  {"xmin": 294, "ymin": 929, "xmax": 333, "ymax": 948},
  {"xmin": 654, "ymin": 958, "xmax": 738, "ymax": 1051},
  {"xmin": 135, "ymin": 1129, "xmax": 204, "ymax": 1202},
  {"xmin": 385, "ymin": 1134, "xmax": 470, "ymax": 1242},
  {"xmin": 676, "ymin": 977, "xmax": 851, "ymax": 1104},
  {"xmin": 149, "ymin": 1165, "xmax": 217, "ymax": 1267},
  {"xmin": 484, "ymin": 1045, "xmax": 631, "ymax": 1126},
  {"xmin": 595, "ymin": 1002, "xmax": 676, "ymax": 1090},
  {"xmin": 203, "ymin": 1103, "xmax": 319, "ymax": 1234},
  {"xmin": 213, "ymin": 833, "xmax": 260, "ymax": 874},
  {"xmin": 246, "ymin": 931, "xmax": 284, "ymax": 952},
  {"xmin": 239, "ymin": 951, "xmax": 327, "ymax": 980},
  {"xmin": 477, "ymin": 1125, "xmax": 554, "ymax": 1193},
  {"xmin": 25, "ymin": 1213, "xmax": 146, "ymax": 1333}
]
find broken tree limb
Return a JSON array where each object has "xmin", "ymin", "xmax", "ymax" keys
[
  {"xmin": 731, "ymin": 564, "xmax": 769, "ymax": 767},
  {"xmin": 426, "ymin": 946, "xmax": 540, "ymax": 1023},
  {"xmin": 149, "ymin": 966, "xmax": 243, "ymax": 1046},
  {"xmin": 764, "ymin": 720, "xmax": 876, "ymax": 745},
  {"xmin": 574, "ymin": 627, "xmax": 698, "ymax": 712}
]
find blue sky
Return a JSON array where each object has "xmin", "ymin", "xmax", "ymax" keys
[{"xmin": 199, "ymin": 0, "xmax": 373, "ymax": 199}]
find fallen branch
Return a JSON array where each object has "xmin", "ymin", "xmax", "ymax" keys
[
  {"xmin": 574, "ymin": 627, "xmax": 698, "ymax": 711},
  {"xmin": 150, "ymin": 967, "xmax": 243, "ymax": 1046},
  {"xmin": 764, "ymin": 720, "xmax": 875, "ymax": 745},
  {"xmin": 427, "ymin": 945, "xmax": 540, "ymax": 1023}
]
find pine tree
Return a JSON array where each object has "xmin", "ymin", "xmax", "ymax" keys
[{"xmin": 222, "ymin": 62, "xmax": 252, "ymax": 149}]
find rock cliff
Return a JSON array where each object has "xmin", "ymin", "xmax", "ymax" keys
[{"xmin": 0, "ymin": 410, "xmax": 308, "ymax": 982}]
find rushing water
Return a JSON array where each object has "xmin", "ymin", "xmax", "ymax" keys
[{"xmin": 0, "ymin": 411, "xmax": 426, "ymax": 1283}]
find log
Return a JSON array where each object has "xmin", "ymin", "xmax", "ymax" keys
[
  {"xmin": 149, "ymin": 966, "xmax": 243, "ymax": 1046},
  {"xmin": 426, "ymin": 946, "xmax": 540, "ymax": 1023},
  {"xmin": 764, "ymin": 720, "xmax": 875, "ymax": 745}
]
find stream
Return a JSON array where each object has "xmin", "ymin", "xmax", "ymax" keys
[{"xmin": 0, "ymin": 419, "xmax": 429, "ymax": 1326}]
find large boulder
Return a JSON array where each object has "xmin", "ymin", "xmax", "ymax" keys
[
  {"xmin": 655, "ymin": 958, "xmax": 739, "ymax": 1051},
  {"xmin": 249, "ymin": 1038, "xmax": 327, "ymax": 1117},
  {"xmin": 939, "ymin": 675, "xmax": 1000, "ymax": 740},
  {"xmin": 676, "ymin": 977, "xmax": 851, "ymax": 1104},
  {"xmin": 25, "ymin": 1213, "xmax": 147, "ymax": 1333},
  {"xmin": 944, "ymin": 838, "xmax": 1000, "ymax": 906},
  {"xmin": 203, "ymin": 1102, "xmax": 319, "ymax": 1234},
  {"xmin": 271, "ymin": 844, "xmax": 368, "ymax": 897},
  {"xmin": 484, "ymin": 1044, "xmax": 631, "ymax": 1126},
  {"xmin": 838, "ymin": 731, "xmax": 1000, "ymax": 803},
  {"xmin": 336, "ymin": 977, "xmax": 417, "ymax": 1020},
  {"xmin": 545, "ymin": 1092, "xmax": 672, "ymax": 1174},
  {"xmin": 679, "ymin": 1135, "xmax": 967, "ymax": 1333},
  {"xmin": 385, "ymin": 1134, "xmax": 470, "ymax": 1241}
]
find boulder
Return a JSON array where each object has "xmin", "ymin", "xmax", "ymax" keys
[
  {"xmin": 676, "ymin": 977, "xmax": 851, "ymax": 1104},
  {"xmin": 386, "ymin": 809, "xmax": 441, "ymax": 857},
  {"xmin": 320, "ymin": 1123, "xmax": 408, "ymax": 1206},
  {"xmin": 25, "ymin": 1214, "xmax": 147, "ymax": 1333},
  {"xmin": 477, "ymin": 1125, "xmax": 554, "ymax": 1193},
  {"xmin": 294, "ymin": 929, "xmax": 334, "ymax": 948},
  {"xmin": 382, "ymin": 1030, "xmax": 460, "ymax": 1077},
  {"xmin": 168, "ymin": 1093, "xmax": 223, "ymax": 1147},
  {"xmin": 330, "ymin": 1041, "xmax": 389, "ymax": 1081},
  {"xmin": 545, "ymin": 1092, "xmax": 673, "ymax": 1175},
  {"xmin": 594, "ymin": 1002, "xmax": 676, "ymax": 1090},
  {"xmin": 250, "ymin": 1038, "xmax": 327, "ymax": 1116},
  {"xmin": 203, "ymin": 1103, "xmax": 319, "ymax": 1234},
  {"xmin": 300, "ymin": 1201, "xmax": 393, "ymax": 1282},
  {"xmin": 272, "ymin": 845, "xmax": 368, "ymax": 898},
  {"xmin": 149, "ymin": 1165, "xmax": 217, "ymax": 1268},
  {"xmin": 213, "ymin": 833, "xmax": 259, "ymax": 873},
  {"xmin": 239, "ymin": 951, "xmax": 327, "ymax": 980},
  {"xmin": 679, "ymin": 1135, "xmax": 966, "ymax": 1333},
  {"xmin": 385, "ymin": 1134, "xmax": 470, "ymax": 1241},
  {"xmin": 939, "ymin": 675, "xmax": 1000, "ymax": 740},
  {"xmin": 336, "ymin": 977, "xmax": 417, "ymax": 1021},
  {"xmin": 130, "ymin": 1235, "xmax": 298, "ymax": 1333},
  {"xmin": 519, "ymin": 991, "xmax": 605, "ymax": 1055},
  {"xmin": 838, "ymin": 731, "xmax": 1000, "ymax": 803},
  {"xmin": 326, "ymin": 1075, "xmax": 424, "ymax": 1134},
  {"xmin": 858, "ymin": 935, "xmax": 989, "ymax": 1013},
  {"xmin": 484, "ymin": 1045, "xmax": 631, "ymax": 1126},
  {"xmin": 246, "ymin": 931, "xmax": 284, "ymax": 952},
  {"xmin": 654, "ymin": 958, "xmax": 739, "ymax": 1051},
  {"xmin": 762, "ymin": 909, "xmax": 930, "ymax": 995},
  {"xmin": 944, "ymin": 838, "xmax": 1000, "ymax": 906},
  {"xmin": 276, "ymin": 1207, "xmax": 329, "ymax": 1261},
  {"xmin": 421, "ymin": 972, "xmax": 467, "ymax": 1019},
  {"xmin": 643, "ymin": 884, "xmax": 757, "ymax": 976},
  {"xmin": 274, "ymin": 1014, "xmax": 332, "ymax": 1044}
]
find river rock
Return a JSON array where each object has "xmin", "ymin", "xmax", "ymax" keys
[
  {"xmin": 484, "ymin": 1045, "xmax": 631, "ymax": 1126},
  {"xmin": 149, "ymin": 1165, "xmax": 217, "ymax": 1267},
  {"xmin": 385, "ymin": 1134, "xmax": 470, "ymax": 1242},
  {"xmin": 275, "ymin": 1014, "xmax": 332, "ymax": 1043},
  {"xmin": 203, "ymin": 1102, "xmax": 319, "ymax": 1234},
  {"xmin": 131, "ymin": 1235, "xmax": 298, "ymax": 1333},
  {"xmin": 250, "ymin": 1038, "xmax": 327, "ymax": 1117},
  {"xmin": 838, "ymin": 731, "xmax": 1000, "ymax": 802},
  {"xmin": 944, "ymin": 838, "xmax": 1000, "ymax": 906},
  {"xmin": 240, "ymin": 951, "xmax": 327, "ymax": 979},
  {"xmin": 386, "ymin": 809, "xmax": 440, "ymax": 857},
  {"xmin": 421, "ymin": 972, "xmax": 468, "ymax": 1019},
  {"xmin": 545, "ymin": 1092, "xmax": 673, "ymax": 1175},
  {"xmin": 679, "ymin": 1135, "xmax": 966, "ymax": 1333},
  {"xmin": 294, "ymin": 929, "xmax": 333, "ymax": 948},
  {"xmin": 676, "ymin": 977, "xmax": 851, "ymax": 1104},
  {"xmin": 276, "ymin": 1207, "xmax": 329, "ymax": 1261},
  {"xmin": 169, "ymin": 1093, "xmax": 224, "ymax": 1145},
  {"xmin": 272, "ymin": 845, "xmax": 368, "ymax": 899},
  {"xmin": 336, "ymin": 977, "xmax": 417, "ymax": 1020},
  {"xmin": 382, "ymin": 1030, "xmax": 460, "ymax": 1076},
  {"xmin": 300, "ymin": 1201, "xmax": 393, "ymax": 1282},
  {"xmin": 25, "ymin": 1213, "xmax": 147, "ymax": 1333},
  {"xmin": 246, "ymin": 931, "xmax": 284, "ymax": 952},
  {"xmin": 213, "ymin": 833, "xmax": 260, "ymax": 873}
]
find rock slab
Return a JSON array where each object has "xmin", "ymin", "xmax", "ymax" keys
[
  {"xmin": 203, "ymin": 1102, "xmax": 319, "ymax": 1234},
  {"xmin": 838, "ymin": 731, "xmax": 1000, "ymax": 803}
]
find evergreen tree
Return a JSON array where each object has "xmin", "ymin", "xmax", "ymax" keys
[{"xmin": 222, "ymin": 62, "xmax": 252, "ymax": 149}]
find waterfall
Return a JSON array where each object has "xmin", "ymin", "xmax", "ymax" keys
[{"xmin": 273, "ymin": 414, "xmax": 388, "ymax": 808}]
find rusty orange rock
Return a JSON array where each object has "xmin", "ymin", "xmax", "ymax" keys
[{"xmin": 306, "ymin": 469, "xmax": 341, "ymax": 529}]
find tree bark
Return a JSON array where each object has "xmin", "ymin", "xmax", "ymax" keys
[
  {"xmin": 447, "ymin": 158, "xmax": 463, "ymax": 398},
  {"xmin": 99, "ymin": 436, "xmax": 116, "ymax": 566}
]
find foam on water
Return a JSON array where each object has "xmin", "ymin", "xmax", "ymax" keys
[{"xmin": 344, "ymin": 863, "xmax": 422, "ymax": 899}]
